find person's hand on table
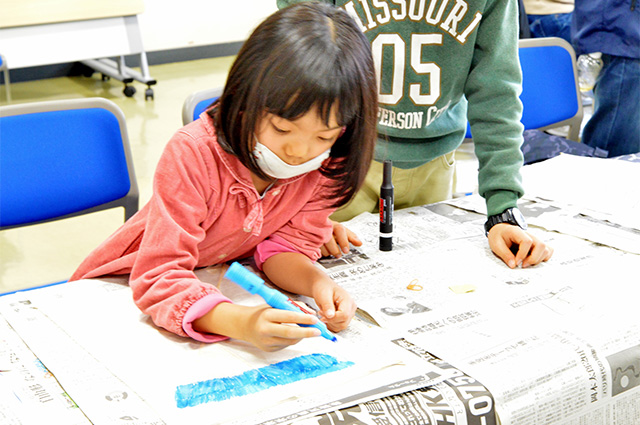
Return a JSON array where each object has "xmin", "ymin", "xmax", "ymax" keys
[
  {"xmin": 488, "ymin": 223, "xmax": 554, "ymax": 268},
  {"xmin": 321, "ymin": 220, "xmax": 362, "ymax": 258},
  {"xmin": 243, "ymin": 304, "xmax": 324, "ymax": 352},
  {"xmin": 310, "ymin": 279, "xmax": 357, "ymax": 332},
  {"xmin": 193, "ymin": 303, "xmax": 321, "ymax": 352}
]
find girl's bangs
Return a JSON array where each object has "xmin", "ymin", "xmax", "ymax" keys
[{"xmin": 263, "ymin": 58, "xmax": 359, "ymax": 127}]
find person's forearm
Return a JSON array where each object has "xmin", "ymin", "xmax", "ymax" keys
[
  {"xmin": 192, "ymin": 302, "xmax": 248, "ymax": 340},
  {"xmin": 262, "ymin": 252, "xmax": 329, "ymax": 297}
]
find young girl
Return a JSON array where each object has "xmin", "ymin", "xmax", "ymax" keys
[{"xmin": 70, "ymin": 3, "xmax": 378, "ymax": 352}]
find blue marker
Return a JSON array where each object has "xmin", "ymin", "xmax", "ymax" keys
[{"xmin": 224, "ymin": 262, "xmax": 337, "ymax": 342}]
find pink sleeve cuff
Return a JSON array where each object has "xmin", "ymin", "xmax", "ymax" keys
[
  {"xmin": 254, "ymin": 235, "xmax": 300, "ymax": 270},
  {"xmin": 182, "ymin": 294, "xmax": 233, "ymax": 343}
]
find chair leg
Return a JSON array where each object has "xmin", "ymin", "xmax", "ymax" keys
[{"xmin": 2, "ymin": 69, "xmax": 10, "ymax": 102}]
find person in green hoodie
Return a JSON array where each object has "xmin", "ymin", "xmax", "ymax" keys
[{"xmin": 278, "ymin": 0, "xmax": 553, "ymax": 269}]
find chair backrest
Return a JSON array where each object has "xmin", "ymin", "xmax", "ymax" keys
[
  {"xmin": 518, "ymin": 37, "xmax": 583, "ymax": 141},
  {"xmin": 466, "ymin": 37, "xmax": 583, "ymax": 141},
  {"xmin": 0, "ymin": 97, "xmax": 139, "ymax": 230},
  {"xmin": 181, "ymin": 87, "xmax": 223, "ymax": 125}
]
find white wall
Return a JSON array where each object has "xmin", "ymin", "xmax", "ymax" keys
[{"xmin": 137, "ymin": 1, "xmax": 278, "ymax": 52}]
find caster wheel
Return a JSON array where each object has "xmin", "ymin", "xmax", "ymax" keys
[
  {"xmin": 145, "ymin": 88, "xmax": 154, "ymax": 101},
  {"xmin": 123, "ymin": 85, "xmax": 136, "ymax": 97},
  {"xmin": 101, "ymin": 74, "xmax": 111, "ymax": 81}
]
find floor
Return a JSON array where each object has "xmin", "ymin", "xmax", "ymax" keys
[{"xmin": 0, "ymin": 57, "xmax": 587, "ymax": 294}]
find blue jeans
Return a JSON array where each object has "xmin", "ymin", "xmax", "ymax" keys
[
  {"xmin": 582, "ymin": 54, "xmax": 640, "ymax": 157},
  {"xmin": 527, "ymin": 13, "xmax": 572, "ymax": 44}
]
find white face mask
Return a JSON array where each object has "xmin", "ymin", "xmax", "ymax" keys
[{"xmin": 252, "ymin": 139, "xmax": 331, "ymax": 179}]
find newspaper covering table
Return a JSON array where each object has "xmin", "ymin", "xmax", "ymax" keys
[
  {"xmin": 294, "ymin": 155, "xmax": 640, "ymax": 425},
  {"xmin": 302, "ymin": 200, "xmax": 639, "ymax": 425}
]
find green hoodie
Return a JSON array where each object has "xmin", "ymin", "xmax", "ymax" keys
[{"xmin": 277, "ymin": 0, "xmax": 525, "ymax": 215}]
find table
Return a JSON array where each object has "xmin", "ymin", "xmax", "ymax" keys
[
  {"xmin": 0, "ymin": 0, "xmax": 156, "ymax": 100},
  {"xmin": 1, "ymin": 155, "xmax": 638, "ymax": 425}
]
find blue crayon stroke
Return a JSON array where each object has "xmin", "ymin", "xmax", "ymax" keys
[{"xmin": 175, "ymin": 353, "xmax": 354, "ymax": 408}]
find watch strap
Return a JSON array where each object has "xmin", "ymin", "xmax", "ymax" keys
[{"xmin": 484, "ymin": 207, "xmax": 527, "ymax": 236}]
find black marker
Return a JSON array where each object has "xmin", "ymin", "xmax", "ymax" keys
[{"xmin": 379, "ymin": 160, "xmax": 393, "ymax": 251}]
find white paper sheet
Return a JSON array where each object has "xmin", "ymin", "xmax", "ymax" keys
[{"xmin": 520, "ymin": 154, "xmax": 640, "ymax": 230}]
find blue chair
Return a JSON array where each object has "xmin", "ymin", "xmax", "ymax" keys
[
  {"xmin": 0, "ymin": 53, "xmax": 11, "ymax": 102},
  {"xmin": 466, "ymin": 37, "xmax": 583, "ymax": 142},
  {"xmin": 181, "ymin": 87, "xmax": 223, "ymax": 125},
  {"xmin": 0, "ymin": 97, "xmax": 139, "ymax": 229},
  {"xmin": 0, "ymin": 98, "xmax": 139, "ymax": 293},
  {"xmin": 519, "ymin": 37, "xmax": 583, "ymax": 141}
]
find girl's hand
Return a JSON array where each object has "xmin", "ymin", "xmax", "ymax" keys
[
  {"xmin": 262, "ymin": 252, "xmax": 357, "ymax": 332},
  {"xmin": 320, "ymin": 220, "xmax": 362, "ymax": 258},
  {"xmin": 194, "ymin": 303, "xmax": 321, "ymax": 352},
  {"xmin": 311, "ymin": 280, "xmax": 357, "ymax": 332},
  {"xmin": 487, "ymin": 223, "xmax": 554, "ymax": 268},
  {"xmin": 240, "ymin": 304, "xmax": 322, "ymax": 351}
]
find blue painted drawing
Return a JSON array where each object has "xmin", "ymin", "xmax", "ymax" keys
[{"xmin": 175, "ymin": 353, "xmax": 354, "ymax": 408}]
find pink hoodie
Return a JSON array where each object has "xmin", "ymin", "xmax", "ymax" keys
[{"xmin": 70, "ymin": 113, "xmax": 336, "ymax": 342}]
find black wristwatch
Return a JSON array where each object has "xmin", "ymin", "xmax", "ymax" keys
[{"xmin": 484, "ymin": 207, "xmax": 528, "ymax": 236}]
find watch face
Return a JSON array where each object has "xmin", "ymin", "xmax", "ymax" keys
[
  {"xmin": 484, "ymin": 208, "xmax": 528, "ymax": 236},
  {"xmin": 509, "ymin": 208, "xmax": 528, "ymax": 230}
]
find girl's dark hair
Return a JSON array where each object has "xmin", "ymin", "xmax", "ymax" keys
[{"xmin": 209, "ymin": 1, "xmax": 377, "ymax": 207}]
